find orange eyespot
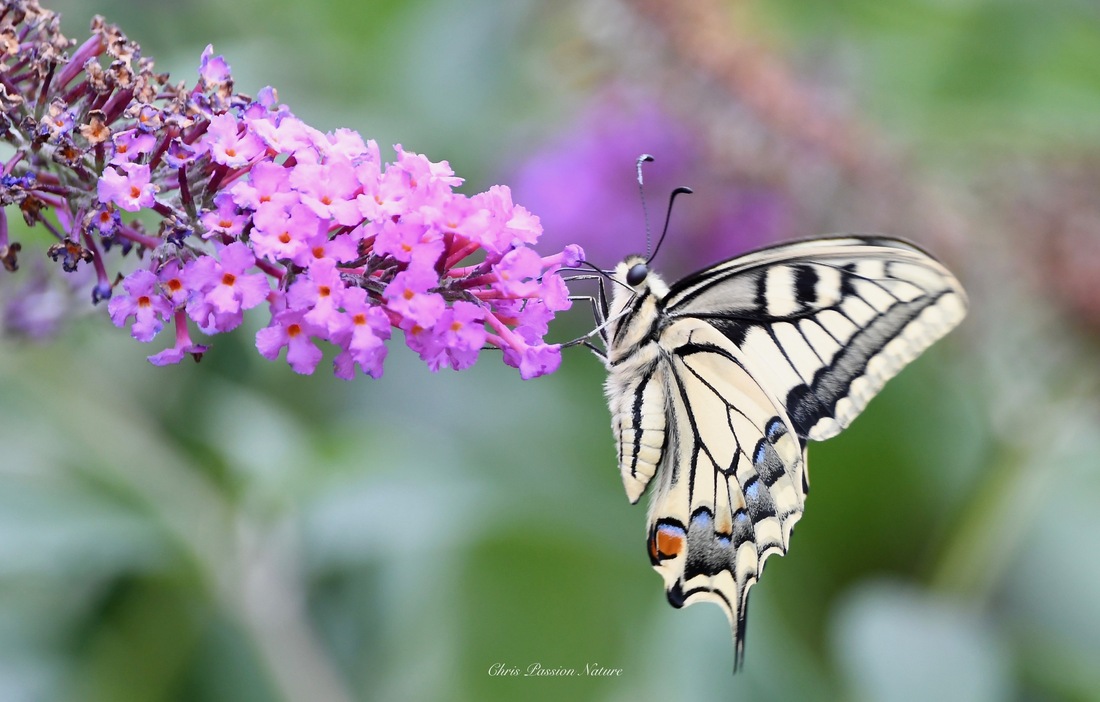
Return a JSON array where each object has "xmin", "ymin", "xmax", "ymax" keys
[{"xmin": 650, "ymin": 525, "xmax": 685, "ymax": 562}]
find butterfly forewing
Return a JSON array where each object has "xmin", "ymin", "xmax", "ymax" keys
[
  {"xmin": 663, "ymin": 238, "xmax": 968, "ymax": 441},
  {"xmin": 601, "ymin": 236, "xmax": 967, "ymax": 669}
]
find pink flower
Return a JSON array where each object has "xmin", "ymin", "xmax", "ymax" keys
[
  {"xmin": 383, "ymin": 267, "xmax": 445, "ymax": 329},
  {"xmin": 199, "ymin": 45, "xmax": 231, "ymax": 83},
  {"xmin": 250, "ymin": 200, "xmax": 319, "ymax": 264},
  {"xmin": 331, "ymin": 287, "xmax": 390, "ymax": 379},
  {"xmin": 287, "ymin": 258, "xmax": 344, "ymax": 334},
  {"xmin": 431, "ymin": 300, "xmax": 487, "ymax": 371},
  {"xmin": 228, "ymin": 161, "xmax": 293, "ymax": 210},
  {"xmin": 97, "ymin": 163, "xmax": 158, "ymax": 212},
  {"xmin": 289, "ymin": 156, "xmax": 363, "ymax": 226},
  {"xmin": 491, "ymin": 246, "xmax": 544, "ymax": 297},
  {"xmin": 6, "ymin": 17, "xmax": 581, "ymax": 380},
  {"xmin": 149, "ymin": 310, "xmax": 210, "ymax": 365},
  {"xmin": 200, "ymin": 192, "xmax": 248, "ymax": 240},
  {"xmin": 157, "ymin": 260, "xmax": 189, "ymax": 307},
  {"xmin": 256, "ymin": 307, "xmax": 324, "ymax": 375},
  {"xmin": 503, "ymin": 342, "xmax": 563, "ymax": 380},
  {"xmin": 373, "ymin": 218, "xmax": 445, "ymax": 268},
  {"xmin": 184, "ymin": 242, "xmax": 270, "ymax": 332},
  {"xmin": 203, "ymin": 113, "xmax": 265, "ymax": 168},
  {"xmin": 107, "ymin": 269, "xmax": 173, "ymax": 342},
  {"xmin": 109, "ymin": 130, "xmax": 157, "ymax": 165}
]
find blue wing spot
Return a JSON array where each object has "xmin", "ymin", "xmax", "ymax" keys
[
  {"xmin": 753, "ymin": 439, "xmax": 768, "ymax": 465},
  {"xmin": 765, "ymin": 417, "xmax": 786, "ymax": 443},
  {"xmin": 745, "ymin": 480, "xmax": 761, "ymax": 501},
  {"xmin": 690, "ymin": 508, "xmax": 714, "ymax": 528},
  {"xmin": 744, "ymin": 476, "xmax": 777, "ymax": 523}
]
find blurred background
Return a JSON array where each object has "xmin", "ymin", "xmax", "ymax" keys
[{"xmin": 3, "ymin": 0, "xmax": 1100, "ymax": 700}]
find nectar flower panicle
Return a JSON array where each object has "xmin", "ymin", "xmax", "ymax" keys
[{"xmin": 0, "ymin": 1, "xmax": 583, "ymax": 379}]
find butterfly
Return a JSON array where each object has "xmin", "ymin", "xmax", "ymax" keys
[{"xmin": 584, "ymin": 234, "xmax": 968, "ymax": 670}]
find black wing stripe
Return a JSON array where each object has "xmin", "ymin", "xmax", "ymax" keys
[
  {"xmin": 785, "ymin": 290, "xmax": 947, "ymax": 437},
  {"xmin": 626, "ymin": 367, "xmax": 656, "ymax": 478}
]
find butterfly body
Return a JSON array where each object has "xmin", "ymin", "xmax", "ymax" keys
[{"xmin": 596, "ymin": 237, "xmax": 967, "ymax": 669}]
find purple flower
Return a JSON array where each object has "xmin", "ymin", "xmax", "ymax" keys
[
  {"xmin": 491, "ymin": 247, "xmax": 544, "ymax": 298},
  {"xmin": 430, "ymin": 301, "xmax": 487, "ymax": 371},
  {"xmin": 250, "ymin": 200, "xmax": 319, "ymax": 264},
  {"xmin": 332, "ymin": 287, "xmax": 391, "ymax": 379},
  {"xmin": 200, "ymin": 193, "xmax": 248, "ymax": 240},
  {"xmin": 510, "ymin": 95, "xmax": 788, "ymax": 272},
  {"xmin": 287, "ymin": 258, "xmax": 344, "ymax": 334},
  {"xmin": 1, "ymin": 7, "xmax": 581, "ymax": 380},
  {"xmin": 256, "ymin": 308, "xmax": 325, "ymax": 375},
  {"xmin": 97, "ymin": 164, "xmax": 158, "ymax": 212},
  {"xmin": 109, "ymin": 130, "xmax": 158, "ymax": 165},
  {"xmin": 149, "ymin": 310, "xmax": 210, "ymax": 365},
  {"xmin": 503, "ymin": 341, "xmax": 562, "ymax": 380},
  {"xmin": 204, "ymin": 113, "xmax": 265, "ymax": 168},
  {"xmin": 199, "ymin": 45, "xmax": 232, "ymax": 83},
  {"xmin": 289, "ymin": 157, "xmax": 362, "ymax": 226},
  {"xmin": 184, "ymin": 242, "xmax": 270, "ymax": 333},
  {"xmin": 107, "ymin": 269, "xmax": 173, "ymax": 342},
  {"xmin": 383, "ymin": 267, "xmax": 446, "ymax": 330}
]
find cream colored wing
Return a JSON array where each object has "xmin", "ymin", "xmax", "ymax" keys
[
  {"xmin": 644, "ymin": 317, "xmax": 806, "ymax": 671},
  {"xmin": 663, "ymin": 237, "xmax": 967, "ymax": 441}
]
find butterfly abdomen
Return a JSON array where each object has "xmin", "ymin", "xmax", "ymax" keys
[{"xmin": 605, "ymin": 345, "xmax": 668, "ymax": 504}]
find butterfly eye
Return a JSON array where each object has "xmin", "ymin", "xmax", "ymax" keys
[{"xmin": 626, "ymin": 262, "xmax": 648, "ymax": 287}]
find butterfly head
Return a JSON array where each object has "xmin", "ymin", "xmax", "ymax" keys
[
  {"xmin": 625, "ymin": 260, "xmax": 648, "ymax": 287},
  {"xmin": 612, "ymin": 255, "xmax": 669, "ymax": 297}
]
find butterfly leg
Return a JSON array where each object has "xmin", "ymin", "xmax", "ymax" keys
[{"xmin": 560, "ymin": 294, "xmax": 608, "ymax": 358}]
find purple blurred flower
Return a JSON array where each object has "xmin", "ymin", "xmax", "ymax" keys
[{"xmin": 510, "ymin": 93, "xmax": 790, "ymax": 275}]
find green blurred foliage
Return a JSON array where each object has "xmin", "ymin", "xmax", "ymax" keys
[{"xmin": 3, "ymin": 1, "xmax": 1100, "ymax": 701}]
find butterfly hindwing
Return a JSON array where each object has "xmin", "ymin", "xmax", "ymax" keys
[{"xmin": 644, "ymin": 318, "xmax": 805, "ymax": 670}]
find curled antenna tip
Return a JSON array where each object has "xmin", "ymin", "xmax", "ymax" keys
[
  {"xmin": 636, "ymin": 154, "xmax": 654, "ymax": 186},
  {"xmin": 647, "ymin": 184, "xmax": 693, "ymax": 264}
]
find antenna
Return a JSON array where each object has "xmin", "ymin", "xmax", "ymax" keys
[
  {"xmin": 648, "ymin": 186, "xmax": 693, "ymax": 265},
  {"xmin": 635, "ymin": 154, "xmax": 655, "ymax": 257}
]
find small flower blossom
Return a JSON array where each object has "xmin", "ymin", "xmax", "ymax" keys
[
  {"xmin": 98, "ymin": 163, "xmax": 158, "ymax": 212},
  {"xmin": 256, "ymin": 307, "xmax": 325, "ymax": 375},
  {"xmin": 149, "ymin": 310, "xmax": 210, "ymax": 365},
  {"xmin": 332, "ymin": 287, "xmax": 391, "ymax": 379},
  {"xmin": 184, "ymin": 242, "xmax": 270, "ymax": 333},
  {"xmin": 0, "ymin": 4, "xmax": 580, "ymax": 379},
  {"xmin": 109, "ymin": 130, "xmax": 158, "ymax": 165},
  {"xmin": 204, "ymin": 113, "xmax": 266, "ymax": 168},
  {"xmin": 107, "ymin": 268, "xmax": 172, "ymax": 342}
]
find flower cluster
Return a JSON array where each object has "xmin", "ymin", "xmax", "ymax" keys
[{"xmin": 0, "ymin": 1, "xmax": 580, "ymax": 378}]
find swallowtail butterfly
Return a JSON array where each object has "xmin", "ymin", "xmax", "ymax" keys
[{"xmin": 589, "ymin": 235, "xmax": 967, "ymax": 669}]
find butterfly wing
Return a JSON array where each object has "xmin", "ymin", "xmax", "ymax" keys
[
  {"xmin": 646, "ymin": 317, "xmax": 806, "ymax": 671},
  {"xmin": 663, "ymin": 236, "xmax": 968, "ymax": 441}
]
